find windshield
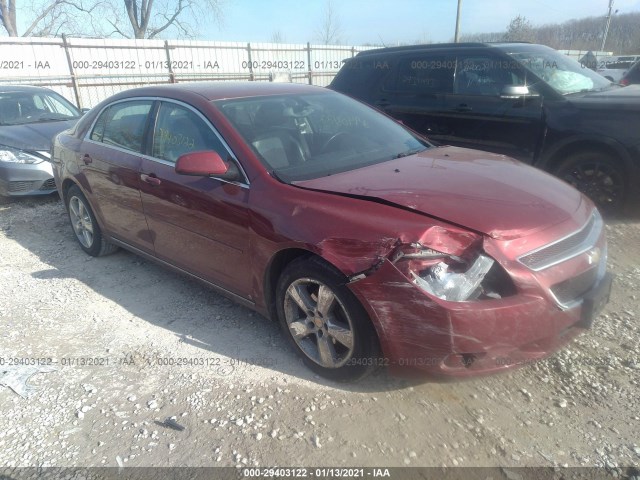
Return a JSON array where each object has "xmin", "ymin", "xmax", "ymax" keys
[
  {"xmin": 214, "ymin": 92, "xmax": 429, "ymax": 182},
  {"xmin": 0, "ymin": 90, "xmax": 80, "ymax": 126},
  {"xmin": 506, "ymin": 47, "xmax": 613, "ymax": 95}
]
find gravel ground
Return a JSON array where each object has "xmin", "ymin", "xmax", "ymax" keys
[{"xmin": 0, "ymin": 195, "xmax": 639, "ymax": 474}]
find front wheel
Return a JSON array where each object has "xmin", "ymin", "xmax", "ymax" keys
[
  {"xmin": 66, "ymin": 185, "xmax": 118, "ymax": 257},
  {"xmin": 276, "ymin": 257, "xmax": 380, "ymax": 382},
  {"xmin": 555, "ymin": 151, "xmax": 626, "ymax": 214}
]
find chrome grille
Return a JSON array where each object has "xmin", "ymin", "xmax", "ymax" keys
[
  {"xmin": 40, "ymin": 178, "xmax": 56, "ymax": 190},
  {"xmin": 518, "ymin": 212, "xmax": 602, "ymax": 271},
  {"xmin": 550, "ymin": 267, "xmax": 599, "ymax": 307}
]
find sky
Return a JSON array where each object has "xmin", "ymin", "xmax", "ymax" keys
[
  {"xmin": 10, "ymin": 0, "xmax": 640, "ymax": 43},
  {"xmin": 213, "ymin": 0, "xmax": 640, "ymax": 45}
]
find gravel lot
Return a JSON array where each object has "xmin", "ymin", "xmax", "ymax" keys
[{"xmin": 0, "ymin": 195, "xmax": 639, "ymax": 474}]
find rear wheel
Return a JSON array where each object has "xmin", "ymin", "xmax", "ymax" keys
[
  {"xmin": 66, "ymin": 185, "xmax": 118, "ymax": 257},
  {"xmin": 555, "ymin": 151, "xmax": 626, "ymax": 214},
  {"xmin": 276, "ymin": 257, "xmax": 380, "ymax": 382}
]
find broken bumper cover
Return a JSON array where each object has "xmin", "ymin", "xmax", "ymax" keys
[{"xmin": 348, "ymin": 259, "xmax": 612, "ymax": 378}]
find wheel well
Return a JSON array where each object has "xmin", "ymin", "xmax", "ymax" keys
[
  {"xmin": 546, "ymin": 141, "xmax": 621, "ymax": 173},
  {"xmin": 60, "ymin": 179, "xmax": 77, "ymax": 204},
  {"xmin": 264, "ymin": 248, "xmax": 314, "ymax": 321}
]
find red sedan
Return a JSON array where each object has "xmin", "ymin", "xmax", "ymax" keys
[{"xmin": 52, "ymin": 82, "xmax": 612, "ymax": 381}]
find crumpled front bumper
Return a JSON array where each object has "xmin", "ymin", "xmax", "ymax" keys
[{"xmin": 348, "ymin": 258, "xmax": 612, "ymax": 378}]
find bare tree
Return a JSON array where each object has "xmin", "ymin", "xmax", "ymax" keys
[
  {"xmin": 315, "ymin": 0, "xmax": 342, "ymax": 45},
  {"xmin": 460, "ymin": 12, "xmax": 640, "ymax": 53},
  {"xmin": 101, "ymin": 0, "xmax": 224, "ymax": 39},
  {"xmin": 503, "ymin": 15, "xmax": 535, "ymax": 42},
  {"xmin": 270, "ymin": 30, "xmax": 285, "ymax": 43},
  {"xmin": 0, "ymin": 0, "xmax": 98, "ymax": 36}
]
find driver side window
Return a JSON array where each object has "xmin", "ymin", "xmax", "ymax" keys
[
  {"xmin": 152, "ymin": 102, "xmax": 227, "ymax": 164},
  {"xmin": 454, "ymin": 56, "xmax": 526, "ymax": 96}
]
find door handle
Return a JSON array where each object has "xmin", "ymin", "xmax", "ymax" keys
[
  {"xmin": 140, "ymin": 173, "xmax": 161, "ymax": 186},
  {"xmin": 82, "ymin": 154, "xmax": 92, "ymax": 165},
  {"xmin": 454, "ymin": 104, "xmax": 472, "ymax": 112},
  {"xmin": 376, "ymin": 99, "xmax": 390, "ymax": 107}
]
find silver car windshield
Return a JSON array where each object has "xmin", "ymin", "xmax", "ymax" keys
[
  {"xmin": 0, "ymin": 90, "xmax": 80, "ymax": 126},
  {"xmin": 507, "ymin": 48, "xmax": 613, "ymax": 95}
]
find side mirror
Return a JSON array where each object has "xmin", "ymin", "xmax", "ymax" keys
[
  {"xmin": 175, "ymin": 151, "xmax": 240, "ymax": 181},
  {"xmin": 500, "ymin": 85, "xmax": 540, "ymax": 99}
]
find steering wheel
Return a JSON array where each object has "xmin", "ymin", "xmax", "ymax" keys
[{"xmin": 320, "ymin": 132, "xmax": 360, "ymax": 153}]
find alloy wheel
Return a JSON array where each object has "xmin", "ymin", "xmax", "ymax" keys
[
  {"xmin": 69, "ymin": 196, "xmax": 94, "ymax": 248},
  {"xmin": 283, "ymin": 278, "xmax": 355, "ymax": 368}
]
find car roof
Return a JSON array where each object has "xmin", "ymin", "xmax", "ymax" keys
[
  {"xmin": 356, "ymin": 42, "xmax": 534, "ymax": 57},
  {"xmin": 111, "ymin": 82, "xmax": 327, "ymax": 102},
  {"xmin": 0, "ymin": 85, "xmax": 56, "ymax": 94}
]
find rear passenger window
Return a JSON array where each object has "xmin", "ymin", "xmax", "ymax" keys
[
  {"xmin": 331, "ymin": 57, "xmax": 393, "ymax": 95},
  {"xmin": 394, "ymin": 55, "xmax": 455, "ymax": 94},
  {"xmin": 90, "ymin": 101, "xmax": 153, "ymax": 153}
]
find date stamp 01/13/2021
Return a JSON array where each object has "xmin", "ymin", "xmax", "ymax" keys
[{"xmin": 0, "ymin": 354, "xmax": 278, "ymax": 376}]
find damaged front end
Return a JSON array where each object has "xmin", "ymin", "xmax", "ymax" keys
[
  {"xmin": 348, "ymin": 225, "xmax": 517, "ymax": 302},
  {"xmin": 343, "ymin": 224, "xmax": 588, "ymax": 378},
  {"xmin": 390, "ymin": 241, "xmax": 516, "ymax": 302}
]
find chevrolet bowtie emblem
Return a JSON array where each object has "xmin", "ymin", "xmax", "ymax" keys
[{"xmin": 586, "ymin": 247, "xmax": 601, "ymax": 266}]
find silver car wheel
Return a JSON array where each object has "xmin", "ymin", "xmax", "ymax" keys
[
  {"xmin": 69, "ymin": 195, "xmax": 94, "ymax": 248},
  {"xmin": 283, "ymin": 278, "xmax": 355, "ymax": 368}
]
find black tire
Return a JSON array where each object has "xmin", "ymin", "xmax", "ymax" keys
[
  {"xmin": 66, "ymin": 185, "xmax": 118, "ymax": 257},
  {"xmin": 555, "ymin": 150, "xmax": 627, "ymax": 214},
  {"xmin": 276, "ymin": 257, "xmax": 380, "ymax": 382}
]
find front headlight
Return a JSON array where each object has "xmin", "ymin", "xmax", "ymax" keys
[
  {"xmin": 411, "ymin": 254, "xmax": 495, "ymax": 301},
  {"xmin": 393, "ymin": 244, "xmax": 515, "ymax": 302},
  {"xmin": 0, "ymin": 145, "xmax": 43, "ymax": 164}
]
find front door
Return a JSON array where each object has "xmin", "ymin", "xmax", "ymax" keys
[
  {"xmin": 138, "ymin": 101, "xmax": 252, "ymax": 297},
  {"xmin": 441, "ymin": 54, "xmax": 544, "ymax": 163}
]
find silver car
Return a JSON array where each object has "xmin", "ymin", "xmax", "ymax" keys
[{"xmin": 0, "ymin": 86, "xmax": 81, "ymax": 196}]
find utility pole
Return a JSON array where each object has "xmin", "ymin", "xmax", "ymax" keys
[
  {"xmin": 600, "ymin": 0, "xmax": 614, "ymax": 51},
  {"xmin": 454, "ymin": 0, "xmax": 462, "ymax": 42}
]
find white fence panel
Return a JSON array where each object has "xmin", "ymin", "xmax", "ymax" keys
[{"xmin": 0, "ymin": 37, "xmax": 372, "ymax": 107}]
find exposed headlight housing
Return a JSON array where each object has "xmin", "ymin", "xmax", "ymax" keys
[
  {"xmin": 393, "ymin": 243, "xmax": 515, "ymax": 302},
  {"xmin": 0, "ymin": 145, "xmax": 43, "ymax": 164}
]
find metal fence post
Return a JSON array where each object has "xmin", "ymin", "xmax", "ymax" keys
[
  {"xmin": 247, "ymin": 43, "xmax": 254, "ymax": 81},
  {"xmin": 307, "ymin": 42, "xmax": 313, "ymax": 85},
  {"xmin": 351, "ymin": 46, "xmax": 356, "ymax": 57},
  {"xmin": 164, "ymin": 40, "xmax": 175, "ymax": 83},
  {"xmin": 61, "ymin": 34, "xmax": 82, "ymax": 108}
]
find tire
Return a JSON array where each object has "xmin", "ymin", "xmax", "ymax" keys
[
  {"xmin": 555, "ymin": 151, "xmax": 627, "ymax": 214},
  {"xmin": 66, "ymin": 185, "xmax": 118, "ymax": 257},
  {"xmin": 276, "ymin": 257, "xmax": 380, "ymax": 382}
]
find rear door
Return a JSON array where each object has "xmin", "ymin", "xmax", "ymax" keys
[
  {"xmin": 138, "ymin": 100, "xmax": 252, "ymax": 297},
  {"xmin": 81, "ymin": 99, "xmax": 155, "ymax": 252},
  {"xmin": 382, "ymin": 53, "xmax": 454, "ymax": 138}
]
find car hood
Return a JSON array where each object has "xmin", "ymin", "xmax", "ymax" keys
[
  {"xmin": 568, "ymin": 84, "xmax": 640, "ymax": 109},
  {"xmin": 294, "ymin": 146, "xmax": 584, "ymax": 240},
  {"xmin": 0, "ymin": 120, "xmax": 77, "ymax": 152}
]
